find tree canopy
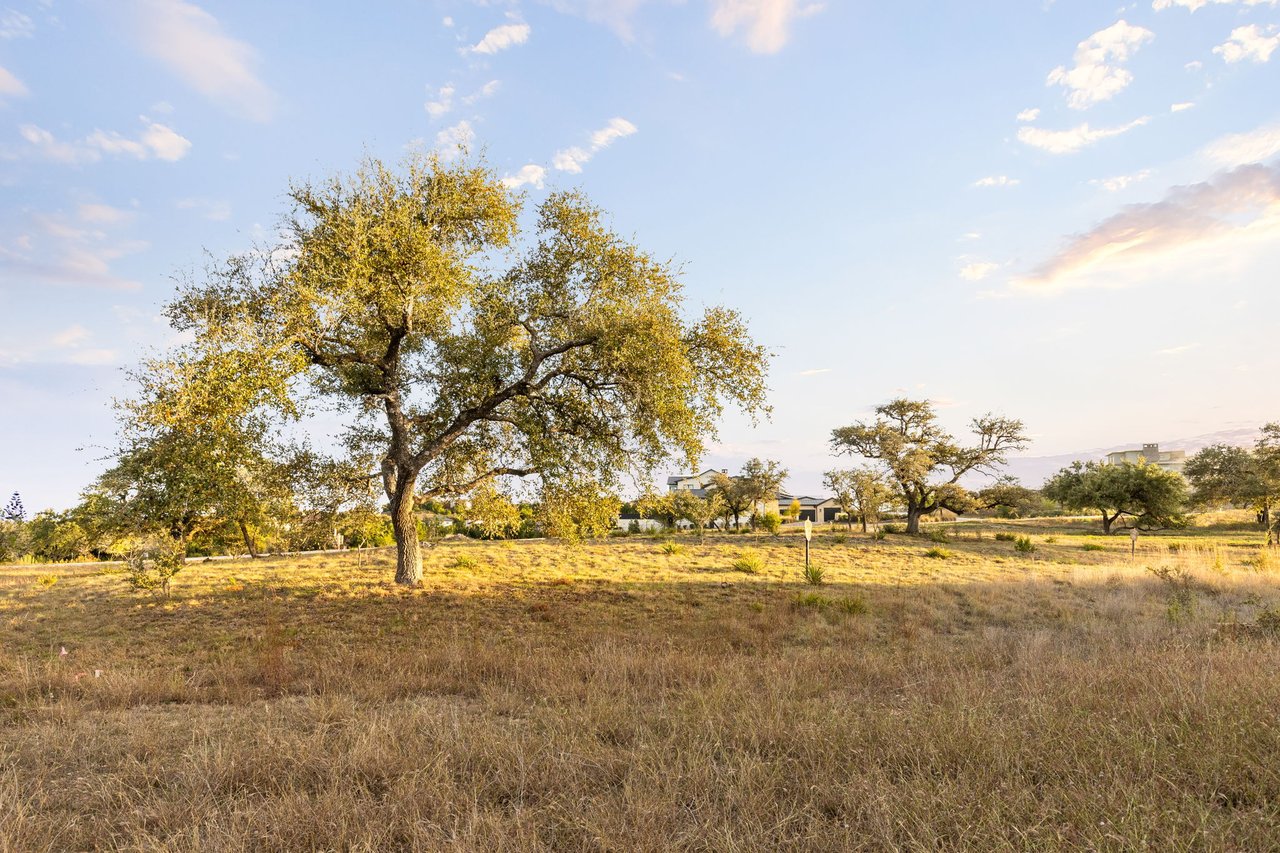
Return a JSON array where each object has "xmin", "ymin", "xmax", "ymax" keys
[
  {"xmin": 153, "ymin": 155, "xmax": 770, "ymax": 583},
  {"xmin": 830, "ymin": 398, "xmax": 1028, "ymax": 533},
  {"xmin": 1043, "ymin": 460, "xmax": 1187, "ymax": 534},
  {"xmin": 1186, "ymin": 426, "xmax": 1280, "ymax": 545}
]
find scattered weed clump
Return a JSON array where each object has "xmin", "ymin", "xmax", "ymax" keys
[
  {"xmin": 451, "ymin": 554, "xmax": 479, "ymax": 570},
  {"xmin": 1081, "ymin": 543, "xmax": 1106, "ymax": 552},
  {"xmin": 34, "ymin": 574, "xmax": 58, "ymax": 589},
  {"xmin": 881, "ymin": 523, "xmax": 904, "ymax": 534},
  {"xmin": 732, "ymin": 550, "xmax": 765, "ymax": 574},
  {"xmin": 830, "ymin": 534, "xmax": 847, "ymax": 544},
  {"xmin": 1014, "ymin": 536, "xmax": 1037, "ymax": 554},
  {"xmin": 793, "ymin": 591, "xmax": 866, "ymax": 615},
  {"xmin": 871, "ymin": 529, "xmax": 887, "ymax": 541},
  {"xmin": 802, "ymin": 561, "xmax": 825, "ymax": 586},
  {"xmin": 925, "ymin": 528, "xmax": 950, "ymax": 543},
  {"xmin": 660, "ymin": 541, "xmax": 685, "ymax": 556},
  {"xmin": 994, "ymin": 532, "xmax": 1017, "ymax": 542},
  {"xmin": 924, "ymin": 548, "xmax": 952, "ymax": 560}
]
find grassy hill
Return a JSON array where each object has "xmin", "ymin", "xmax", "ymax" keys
[{"xmin": 3, "ymin": 520, "xmax": 1279, "ymax": 850}]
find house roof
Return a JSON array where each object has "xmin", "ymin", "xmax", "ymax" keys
[
  {"xmin": 778, "ymin": 493, "xmax": 837, "ymax": 508},
  {"xmin": 667, "ymin": 469, "xmax": 727, "ymax": 485}
]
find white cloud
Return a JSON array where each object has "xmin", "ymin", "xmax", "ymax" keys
[
  {"xmin": 18, "ymin": 118, "xmax": 192, "ymax": 164},
  {"xmin": 0, "ymin": 64, "xmax": 27, "ymax": 97},
  {"xmin": 1171, "ymin": 101, "xmax": 1195, "ymax": 112},
  {"xmin": 464, "ymin": 79, "xmax": 501, "ymax": 104},
  {"xmin": 1153, "ymin": 0, "xmax": 1278, "ymax": 10},
  {"xmin": 501, "ymin": 164, "xmax": 547, "ymax": 189},
  {"xmin": 52, "ymin": 324, "xmax": 90, "ymax": 347},
  {"xmin": 78, "ymin": 203, "xmax": 134, "ymax": 225},
  {"xmin": 1213, "ymin": 25, "xmax": 1280, "ymax": 63},
  {"xmin": 708, "ymin": 0, "xmax": 825, "ymax": 54},
  {"xmin": 469, "ymin": 22, "xmax": 531, "ymax": 54},
  {"xmin": 1017, "ymin": 117, "xmax": 1149, "ymax": 154},
  {"xmin": 1202, "ymin": 123, "xmax": 1280, "ymax": 167},
  {"xmin": 0, "ymin": 209, "xmax": 147, "ymax": 291},
  {"xmin": 0, "ymin": 8, "xmax": 34, "ymax": 39},
  {"xmin": 1047, "ymin": 20, "xmax": 1154, "ymax": 110},
  {"xmin": 1015, "ymin": 162, "xmax": 1280, "ymax": 292},
  {"xmin": 959, "ymin": 261, "xmax": 1000, "ymax": 281},
  {"xmin": 553, "ymin": 117, "xmax": 637, "ymax": 173},
  {"xmin": 435, "ymin": 120, "xmax": 474, "ymax": 160},
  {"xmin": 797, "ymin": 368, "xmax": 831, "ymax": 376},
  {"xmin": 132, "ymin": 0, "xmax": 274, "ymax": 121},
  {"xmin": 442, "ymin": 16, "xmax": 454, "ymax": 28},
  {"xmin": 425, "ymin": 84, "xmax": 454, "ymax": 118},
  {"xmin": 1017, "ymin": 107, "xmax": 1041, "ymax": 122},
  {"xmin": 176, "ymin": 197, "xmax": 232, "ymax": 220},
  {"xmin": 1090, "ymin": 169, "xmax": 1153, "ymax": 191},
  {"xmin": 973, "ymin": 175, "xmax": 1019, "ymax": 188}
]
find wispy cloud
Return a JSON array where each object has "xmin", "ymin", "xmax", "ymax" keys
[
  {"xmin": 1090, "ymin": 169, "xmax": 1153, "ymax": 191},
  {"xmin": 18, "ymin": 118, "xmax": 192, "ymax": 164},
  {"xmin": 469, "ymin": 22, "xmax": 530, "ymax": 54},
  {"xmin": 131, "ymin": 0, "xmax": 275, "ymax": 121},
  {"xmin": 1214, "ymin": 24, "xmax": 1279, "ymax": 64},
  {"xmin": 1017, "ymin": 117, "xmax": 1148, "ymax": 154},
  {"xmin": 0, "ymin": 8, "xmax": 34, "ymax": 39},
  {"xmin": 797, "ymin": 368, "xmax": 831, "ymax": 376},
  {"xmin": 1017, "ymin": 107, "xmax": 1040, "ymax": 122},
  {"xmin": 1202, "ymin": 123, "xmax": 1280, "ymax": 167},
  {"xmin": 1047, "ymin": 20, "xmax": 1154, "ymax": 110},
  {"xmin": 0, "ymin": 64, "xmax": 27, "ymax": 98},
  {"xmin": 553, "ymin": 117, "xmax": 637, "ymax": 173},
  {"xmin": 1015, "ymin": 162, "xmax": 1280, "ymax": 292},
  {"xmin": 1171, "ymin": 101, "xmax": 1195, "ymax": 112},
  {"xmin": 1157, "ymin": 342, "xmax": 1200, "ymax": 355},
  {"xmin": 708, "ymin": 0, "xmax": 824, "ymax": 54},
  {"xmin": 1153, "ymin": 0, "xmax": 1279, "ymax": 11},
  {"xmin": 176, "ymin": 197, "xmax": 232, "ymax": 220},
  {"xmin": 973, "ymin": 175, "xmax": 1019, "ymax": 188},
  {"xmin": 959, "ymin": 260, "xmax": 1001, "ymax": 281},
  {"xmin": 425, "ymin": 84, "xmax": 454, "ymax": 118},
  {"xmin": 0, "ymin": 207, "xmax": 149, "ymax": 291}
]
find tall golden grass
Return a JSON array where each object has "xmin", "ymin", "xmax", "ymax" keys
[{"xmin": 2, "ymin": 521, "xmax": 1278, "ymax": 850}]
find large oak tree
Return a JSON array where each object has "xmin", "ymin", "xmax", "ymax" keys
[
  {"xmin": 156, "ymin": 156, "xmax": 769, "ymax": 584},
  {"xmin": 830, "ymin": 398, "xmax": 1028, "ymax": 534}
]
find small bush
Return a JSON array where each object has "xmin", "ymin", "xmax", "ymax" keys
[
  {"xmin": 871, "ymin": 530, "xmax": 887, "ymax": 541},
  {"xmin": 830, "ymin": 534, "xmax": 847, "ymax": 544},
  {"xmin": 732, "ymin": 550, "xmax": 765, "ymax": 574},
  {"xmin": 660, "ymin": 542, "xmax": 684, "ymax": 556},
  {"xmin": 1014, "ymin": 536, "xmax": 1037, "ymax": 554},
  {"xmin": 994, "ymin": 532, "xmax": 1017, "ymax": 542},
  {"xmin": 1081, "ymin": 543, "xmax": 1106, "ymax": 552},
  {"xmin": 924, "ymin": 548, "xmax": 952, "ymax": 560},
  {"xmin": 1043, "ymin": 536, "xmax": 1058, "ymax": 544},
  {"xmin": 34, "ymin": 574, "xmax": 58, "ymax": 589},
  {"xmin": 757, "ymin": 512, "xmax": 782, "ymax": 536},
  {"xmin": 925, "ymin": 528, "xmax": 950, "ymax": 543},
  {"xmin": 802, "ymin": 561, "xmax": 825, "ymax": 586},
  {"xmin": 881, "ymin": 523, "xmax": 904, "ymax": 534},
  {"xmin": 451, "ymin": 554, "xmax": 479, "ymax": 570},
  {"xmin": 1256, "ymin": 607, "xmax": 1280, "ymax": 635}
]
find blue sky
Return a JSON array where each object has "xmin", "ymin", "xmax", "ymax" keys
[{"xmin": 2, "ymin": 0, "xmax": 1278, "ymax": 510}]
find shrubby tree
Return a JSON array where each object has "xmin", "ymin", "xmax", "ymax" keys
[
  {"xmin": 977, "ymin": 477, "xmax": 1043, "ymax": 519},
  {"xmin": 708, "ymin": 471, "xmax": 755, "ymax": 530},
  {"xmin": 1043, "ymin": 460, "xmax": 1187, "ymax": 534},
  {"xmin": 1186, "ymin": 425, "xmax": 1280, "ymax": 545},
  {"xmin": 155, "ymin": 156, "xmax": 768, "ymax": 583},
  {"xmin": 3, "ymin": 492, "xmax": 24, "ymax": 522},
  {"xmin": 824, "ymin": 467, "xmax": 892, "ymax": 532},
  {"xmin": 672, "ymin": 488, "xmax": 725, "ymax": 537},
  {"xmin": 831, "ymin": 398, "xmax": 1028, "ymax": 534},
  {"xmin": 737, "ymin": 458, "xmax": 788, "ymax": 530}
]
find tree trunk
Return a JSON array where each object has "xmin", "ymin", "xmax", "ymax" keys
[
  {"xmin": 390, "ymin": 478, "xmax": 422, "ymax": 586},
  {"xmin": 238, "ymin": 520, "xmax": 259, "ymax": 558},
  {"xmin": 905, "ymin": 506, "xmax": 922, "ymax": 535},
  {"xmin": 1101, "ymin": 511, "xmax": 1116, "ymax": 535},
  {"xmin": 859, "ymin": 512, "xmax": 867, "ymax": 534}
]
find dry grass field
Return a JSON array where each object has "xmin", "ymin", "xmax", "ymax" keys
[{"xmin": 3, "ymin": 519, "xmax": 1280, "ymax": 851}]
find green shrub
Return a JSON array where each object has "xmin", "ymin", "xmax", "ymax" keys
[
  {"xmin": 732, "ymin": 550, "xmax": 765, "ymax": 573},
  {"xmin": 802, "ymin": 561, "xmax": 825, "ymax": 586},
  {"xmin": 660, "ymin": 541, "xmax": 684, "ymax": 556},
  {"xmin": 1014, "ymin": 536, "xmax": 1037, "ymax": 554},
  {"xmin": 881, "ymin": 523, "xmax": 904, "ymax": 534},
  {"xmin": 757, "ymin": 512, "xmax": 781, "ymax": 536},
  {"xmin": 1080, "ymin": 543, "xmax": 1106, "ymax": 552},
  {"xmin": 871, "ymin": 530, "xmax": 887, "ymax": 541},
  {"xmin": 924, "ymin": 547, "xmax": 952, "ymax": 560},
  {"xmin": 1044, "ymin": 536, "xmax": 1058, "ymax": 544},
  {"xmin": 451, "ymin": 554, "xmax": 479, "ymax": 570},
  {"xmin": 830, "ymin": 534, "xmax": 847, "ymax": 544},
  {"xmin": 793, "ymin": 592, "xmax": 866, "ymax": 615},
  {"xmin": 994, "ymin": 532, "xmax": 1017, "ymax": 542},
  {"xmin": 34, "ymin": 574, "xmax": 58, "ymax": 589},
  {"xmin": 925, "ymin": 528, "xmax": 950, "ymax": 543}
]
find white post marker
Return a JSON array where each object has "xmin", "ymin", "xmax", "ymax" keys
[
  {"xmin": 803, "ymin": 519, "xmax": 812, "ymax": 573},
  {"xmin": 1130, "ymin": 527, "xmax": 1139, "ymax": 558}
]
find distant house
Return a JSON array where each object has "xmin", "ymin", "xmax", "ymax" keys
[
  {"xmin": 666, "ymin": 470, "xmax": 728, "ymax": 496},
  {"xmin": 778, "ymin": 493, "xmax": 843, "ymax": 523},
  {"xmin": 1105, "ymin": 443, "xmax": 1187, "ymax": 476}
]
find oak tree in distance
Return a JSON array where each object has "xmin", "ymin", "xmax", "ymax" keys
[
  {"xmin": 830, "ymin": 398, "xmax": 1028, "ymax": 534},
  {"xmin": 159, "ymin": 156, "xmax": 769, "ymax": 584}
]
